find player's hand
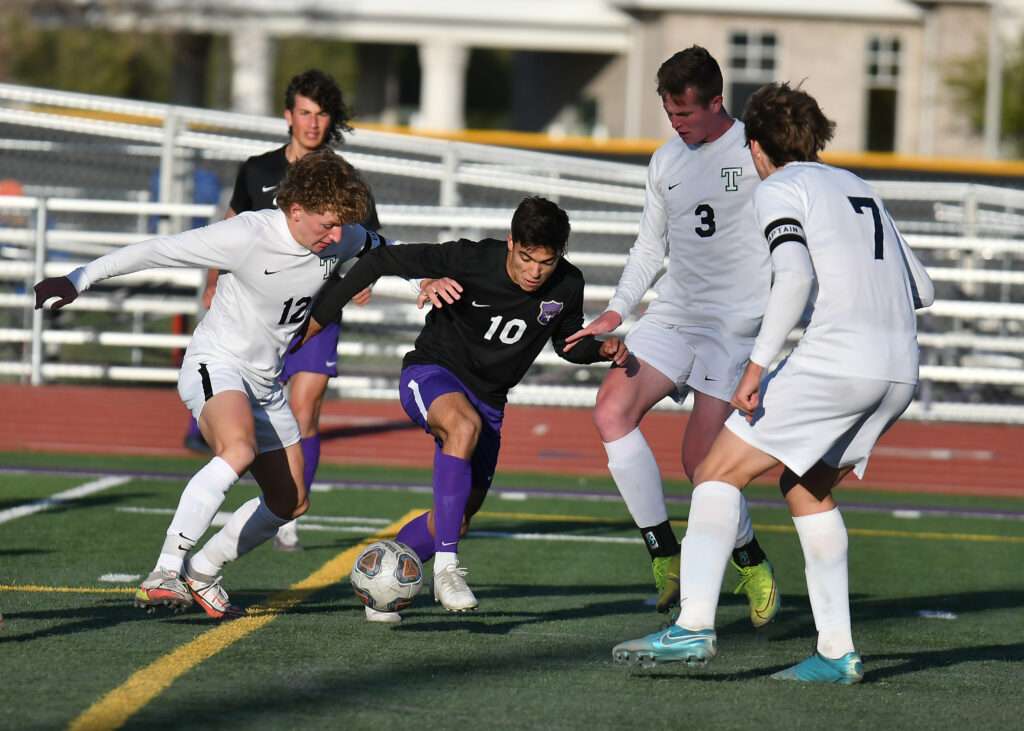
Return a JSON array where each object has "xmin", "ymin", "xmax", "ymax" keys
[
  {"xmin": 563, "ymin": 309, "xmax": 623, "ymax": 352},
  {"xmin": 33, "ymin": 277, "xmax": 78, "ymax": 310},
  {"xmin": 417, "ymin": 277, "xmax": 462, "ymax": 309},
  {"xmin": 352, "ymin": 287, "xmax": 372, "ymax": 307},
  {"xmin": 598, "ymin": 336, "xmax": 629, "ymax": 366},
  {"xmin": 202, "ymin": 284, "xmax": 217, "ymax": 309},
  {"xmin": 730, "ymin": 360, "xmax": 765, "ymax": 422},
  {"xmin": 289, "ymin": 316, "xmax": 324, "ymax": 354}
]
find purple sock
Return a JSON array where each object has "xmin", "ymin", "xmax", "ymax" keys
[
  {"xmin": 432, "ymin": 451, "xmax": 472, "ymax": 553},
  {"xmin": 300, "ymin": 434, "xmax": 320, "ymax": 490},
  {"xmin": 396, "ymin": 512, "xmax": 435, "ymax": 563}
]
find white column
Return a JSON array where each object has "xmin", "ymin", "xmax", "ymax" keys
[
  {"xmin": 230, "ymin": 29, "xmax": 274, "ymax": 117},
  {"xmin": 415, "ymin": 41, "xmax": 469, "ymax": 131}
]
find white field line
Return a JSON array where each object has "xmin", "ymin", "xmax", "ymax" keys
[{"xmin": 0, "ymin": 476, "xmax": 130, "ymax": 525}]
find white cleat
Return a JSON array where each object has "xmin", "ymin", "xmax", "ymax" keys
[
  {"xmin": 431, "ymin": 562, "xmax": 479, "ymax": 612},
  {"xmin": 364, "ymin": 605, "xmax": 402, "ymax": 624}
]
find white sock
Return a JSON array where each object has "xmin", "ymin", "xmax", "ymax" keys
[
  {"xmin": 156, "ymin": 456, "xmax": 239, "ymax": 573},
  {"xmin": 793, "ymin": 508, "xmax": 855, "ymax": 658},
  {"xmin": 735, "ymin": 496, "xmax": 755, "ymax": 549},
  {"xmin": 434, "ymin": 551, "xmax": 458, "ymax": 573},
  {"xmin": 189, "ymin": 496, "xmax": 288, "ymax": 577},
  {"xmin": 677, "ymin": 481, "xmax": 742, "ymax": 631},
  {"xmin": 604, "ymin": 428, "xmax": 668, "ymax": 527},
  {"xmin": 277, "ymin": 519, "xmax": 299, "ymax": 543}
]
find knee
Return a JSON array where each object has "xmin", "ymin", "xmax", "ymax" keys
[
  {"xmin": 444, "ymin": 415, "xmax": 481, "ymax": 455},
  {"xmin": 593, "ymin": 390, "xmax": 633, "ymax": 440},
  {"xmin": 218, "ymin": 440, "xmax": 258, "ymax": 474},
  {"xmin": 292, "ymin": 495, "xmax": 310, "ymax": 519}
]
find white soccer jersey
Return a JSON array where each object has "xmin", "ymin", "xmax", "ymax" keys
[
  {"xmin": 750, "ymin": 162, "xmax": 929, "ymax": 383},
  {"xmin": 66, "ymin": 208, "xmax": 382, "ymax": 391},
  {"xmin": 606, "ymin": 120, "xmax": 770, "ymax": 340}
]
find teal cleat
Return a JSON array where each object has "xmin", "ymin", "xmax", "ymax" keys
[
  {"xmin": 612, "ymin": 626, "xmax": 717, "ymax": 668},
  {"xmin": 772, "ymin": 651, "xmax": 864, "ymax": 684},
  {"xmin": 652, "ymin": 554, "xmax": 680, "ymax": 613},
  {"xmin": 732, "ymin": 557, "xmax": 780, "ymax": 627}
]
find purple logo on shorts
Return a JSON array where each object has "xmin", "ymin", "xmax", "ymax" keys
[{"xmin": 538, "ymin": 300, "xmax": 563, "ymax": 324}]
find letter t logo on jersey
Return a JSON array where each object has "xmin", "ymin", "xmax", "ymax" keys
[{"xmin": 721, "ymin": 167, "xmax": 742, "ymax": 191}]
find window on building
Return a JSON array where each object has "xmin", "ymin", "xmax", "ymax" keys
[
  {"xmin": 866, "ymin": 36, "xmax": 900, "ymax": 152},
  {"xmin": 727, "ymin": 31, "xmax": 777, "ymax": 115}
]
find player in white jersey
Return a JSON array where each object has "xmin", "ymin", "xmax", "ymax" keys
[
  {"xmin": 612, "ymin": 82, "xmax": 934, "ymax": 683},
  {"xmin": 566, "ymin": 46, "xmax": 778, "ymax": 626},
  {"xmin": 34, "ymin": 149, "xmax": 383, "ymax": 619}
]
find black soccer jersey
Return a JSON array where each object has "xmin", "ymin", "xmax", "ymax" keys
[
  {"xmin": 229, "ymin": 145, "xmax": 289, "ymax": 214},
  {"xmin": 311, "ymin": 238, "xmax": 605, "ymax": 409}
]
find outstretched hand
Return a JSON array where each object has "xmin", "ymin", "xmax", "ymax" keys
[
  {"xmin": 352, "ymin": 286, "xmax": 372, "ymax": 307},
  {"xmin": 730, "ymin": 360, "xmax": 765, "ymax": 422},
  {"xmin": 563, "ymin": 309, "xmax": 623, "ymax": 352},
  {"xmin": 34, "ymin": 277, "xmax": 78, "ymax": 310},
  {"xmin": 598, "ymin": 336, "xmax": 629, "ymax": 367},
  {"xmin": 417, "ymin": 277, "xmax": 462, "ymax": 309}
]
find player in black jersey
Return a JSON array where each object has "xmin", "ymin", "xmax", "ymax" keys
[
  {"xmin": 297, "ymin": 196, "xmax": 628, "ymax": 620},
  {"xmin": 194, "ymin": 69, "xmax": 379, "ymax": 551}
]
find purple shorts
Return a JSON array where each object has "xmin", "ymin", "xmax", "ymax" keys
[
  {"xmin": 281, "ymin": 321, "xmax": 340, "ymax": 383},
  {"xmin": 399, "ymin": 363, "xmax": 503, "ymax": 492}
]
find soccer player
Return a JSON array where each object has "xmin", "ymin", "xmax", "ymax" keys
[
  {"xmin": 611, "ymin": 82, "xmax": 934, "ymax": 683},
  {"xmin": 565, "ymin": 46, "xmax": 778, "ymax": 625},
  {"xmin": 35, "ymin": 149, "xmax": 386, "ymax": 618},
  {"xmin": 297, "ymin": 196, "xmax": 629, "ymax": 622},
  {"xmin": 195, "ymin": 68, "xmax": 381, "ymax": 552}
]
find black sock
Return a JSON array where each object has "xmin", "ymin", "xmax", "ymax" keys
[
  {"xmin": 732, "ymin": 537, "xmax": 767, "ymax": 567},
  {"xmin": 640, "ymin": 521, "xmax": 680, "ymax": 559}
]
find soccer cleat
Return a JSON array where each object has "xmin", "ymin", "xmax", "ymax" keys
[
  {"xmin": 182, "ymin": 564, "xmax": 246, "ymax": 619},
  {"xmin": 772, "ymin": 651, "xmax": 864, "ymax": 684},
  {"xmin": 732, "ymin": 557, "xmax": 780, "ymax": 627},
  {"xmin": 431, "ymin": 562, "xmax": 478, "ymax": 612},
  {"xmin": 134, "ymin": 568, "xmax": 192, "ymax": 613},
  {"xmin": 653, "ymin": 554, "xmax": 680, "ymax": 613},
  {"xmin": 364, "ymin": 605, "xmax": 402, "ymax": 624},
  {"xmin": 612, "ymin": 626, "xmax": 717, "ymax": 668}
]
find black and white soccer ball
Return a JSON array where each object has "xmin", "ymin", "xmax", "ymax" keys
[{"xmin": 350, "ymin": 539, "xmax": 424, "ymax": 612}]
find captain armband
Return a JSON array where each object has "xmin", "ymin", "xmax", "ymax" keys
[{"xmin": 764, "ymin": 218, "xmax": 807, "ymax": 253}]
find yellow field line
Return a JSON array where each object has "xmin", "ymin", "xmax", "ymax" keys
[{"xmin": 67, "ymin": 509, "xmax": 420, "ymax": 731}]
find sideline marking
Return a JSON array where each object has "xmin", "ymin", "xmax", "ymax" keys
[
  {"xmin": 0, "ymin": 476, "xmax": 129, "ymax": 525},
  {"xmin": 67, "ymin": 509, "xmax": 421, "ymax": 731}
]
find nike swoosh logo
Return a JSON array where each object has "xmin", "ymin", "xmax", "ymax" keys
[
  {"xmin": 264, "ymin": 269, "xmax": 279, "ymax": 275},
  {"xmin": 704, "ymin": 375, "xmax": 717, "ymax": 382},
  {"xmin": 471, "ymin": 301, "xmax": 490, "ymax": 308},
  {"xmin": 668, "ymin": 181, "xmax": 682, "ymax": 190},
  {"xmin": 440, "ymin": 540, "xmax": 458, "ymax": 547},
  {"xmin": 658, "ymin": 629, "xmax": 695, "ymax": 646},
  {"xmin": 261, "ymin": 185, "xmax": 277, "ymax": 193},
  {"xmin": 325, "ymin": 361, "xmax": 337, "ymax": 367}
]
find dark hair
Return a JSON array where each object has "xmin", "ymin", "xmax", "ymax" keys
[
  {"xmin": 276, "ymin": 148, "xmax": 370, "ymax": 222},
  {"xmin": 656, "ymin": 45, "xmax": 723, "ymax": 107},
  {"xmin": 742, "ymin": 82, "xmax": 836, "ymax": 165},
  {"xmin": 510, "ymin": 196, "xmax": 571, "ymax": 258},
  {"xmin": 285, "ymin": 69, "xmax": 352, "ymax": 146}
]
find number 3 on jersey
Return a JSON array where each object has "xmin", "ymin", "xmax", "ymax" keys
[{"xmin": 483, "ymin": 315, "xmax": 526, "ymax": 344}]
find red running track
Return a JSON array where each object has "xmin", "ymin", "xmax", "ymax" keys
[{"xmin": 1, "ymin": 383, "xmax": 1021, "ymax": 498}]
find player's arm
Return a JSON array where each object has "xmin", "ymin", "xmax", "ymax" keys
[
  {"xmin": 35, "ymin": 218, "xmax": 252, "ymax": 311},
  {"xmin": 734, "ymin": 223, "xmax": 814, "ymax": 419},
  {"xmin": 604, "ymin": 159, "xmax": 670, "ymax": 319},
  {"xmin": 888, "ymin": 213, "xmax": 934, "ymax": 309}
]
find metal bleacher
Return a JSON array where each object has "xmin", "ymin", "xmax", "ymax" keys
[{"xmin": 1, "ymin": 83, "xmax": 1023, "ymax": 423}]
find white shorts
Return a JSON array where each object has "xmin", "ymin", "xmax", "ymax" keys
[
  {"xmin": 177, "ymin": 356, "xmax": 301, "ymax": 454},
  {"xmin": 724, "ymin": 358, "xmax": 917, "ymax": 478},
  {"xmin": 624, "ymin": 318, "xmax": 753, "ymax": 403}
]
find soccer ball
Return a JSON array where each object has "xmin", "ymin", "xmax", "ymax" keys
[{"xmin": 350, "ymin": 539, "xmax": 424, "ymax": 612}]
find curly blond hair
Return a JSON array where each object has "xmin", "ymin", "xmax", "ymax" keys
[{"xmin": 276, "ymin": 148, "xmax": 370, "ymax": 223}]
